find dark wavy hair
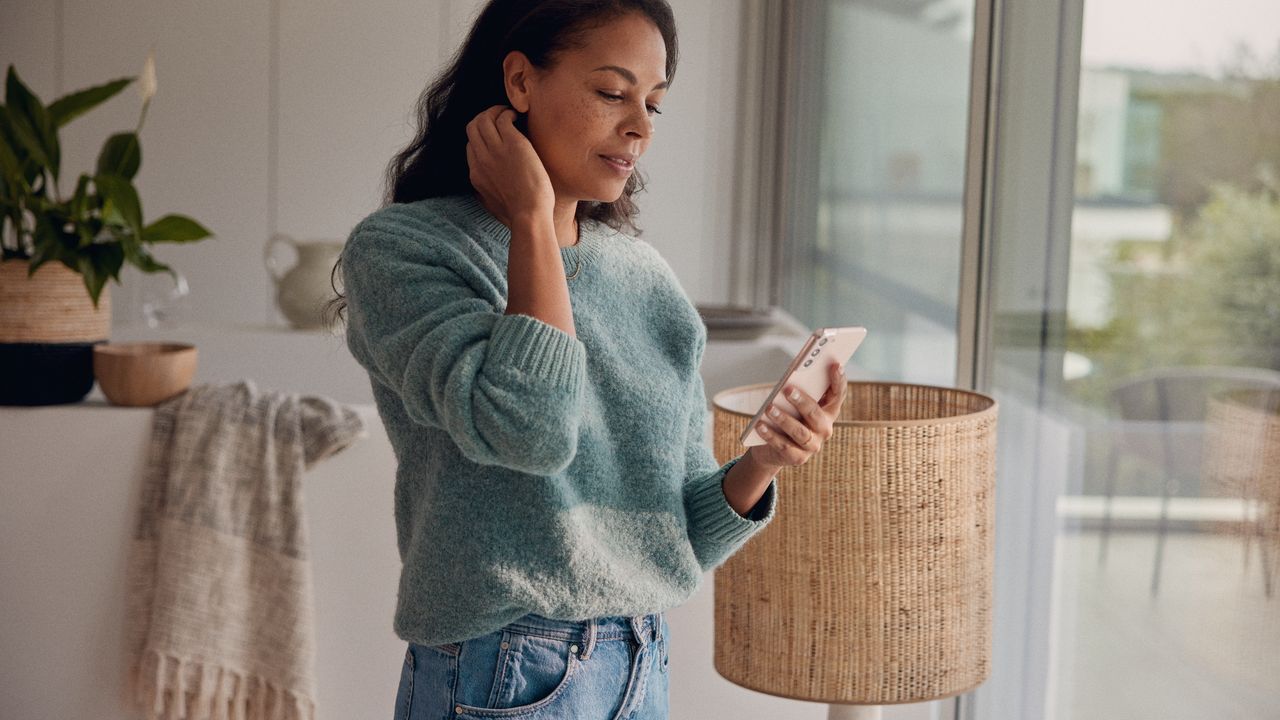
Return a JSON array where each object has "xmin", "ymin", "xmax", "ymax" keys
[{"xmin": 324, "ymin": 0, "xmax": 679, "ymax": 331}]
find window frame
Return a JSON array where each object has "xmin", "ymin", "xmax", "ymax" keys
[{"xmin": 730, "ymin": 1, "xmax": 1089, "ymax": 718}]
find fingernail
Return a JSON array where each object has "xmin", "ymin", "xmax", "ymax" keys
[
  {"xmin": 768, "ymin": 407, "xmax": 779, "ymax": 417},
  {"xmin": 790, "ymin": 390, "xmax": 800, "ymax": 401},
  {"xmin": 758, "ymin": 423, "xmax": 769, "ymax": 434}
]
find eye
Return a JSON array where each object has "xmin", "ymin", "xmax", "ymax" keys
[{"xmin": 598, "ymin": 91, "xmax": 662, "ymax": 116}]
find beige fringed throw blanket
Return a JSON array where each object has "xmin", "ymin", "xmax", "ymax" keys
[{"xmin": 125, "ymin": 379, "xmax": 366, "ymax": 720}]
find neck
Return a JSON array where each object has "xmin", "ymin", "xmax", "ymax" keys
[{"xmin": 552, "ymin": 197, "xmax": 579, "ymax": 248}]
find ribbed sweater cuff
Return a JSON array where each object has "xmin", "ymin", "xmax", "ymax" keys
[
  {"xmin": 487, "ymin": 312, "xmax": 587, "ymax": 390},
  {"xmin": 685, "ymin": 456, "xmax": 778, "ymax": 543}
]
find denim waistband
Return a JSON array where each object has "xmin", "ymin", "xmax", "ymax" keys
[{"xmin": 502, "ymin": 611, "xmax": 663, "ymax": 661}]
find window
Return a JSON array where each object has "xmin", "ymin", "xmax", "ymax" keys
[
  {"xmin": 979, "ymin": 0, "xmax": 1280, "ymax": 717},
  {"xmin": 743, "ymin": 0, "xmax": 1280, "ymax": 718},
  {"xmin": 737, "ymin": 0, "xmax": 979, "ymax": 387}
]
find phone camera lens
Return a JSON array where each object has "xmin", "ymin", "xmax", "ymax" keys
[
  {"xmin": 810, "ymin": 349, "xmax": 820, "ymax": 357},
  {"xmin": 818, "ymin": 338, "xmax": 828, "ymax": 346},
  {"xmin": 803, "ymin": 359, "xmax": 813, "ymax": 367}
]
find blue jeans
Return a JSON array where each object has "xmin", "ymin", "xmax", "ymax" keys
[{"xmin": 394, "ymin": 611, "xmax": 670, "ymax": 720}]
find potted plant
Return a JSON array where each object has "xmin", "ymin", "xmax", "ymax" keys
[{"xmin": 0, "ymin": 52, "xmax": 213, "ymax": 406}]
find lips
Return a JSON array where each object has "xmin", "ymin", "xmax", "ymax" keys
[{"xmin": 599, "ymin": 154, "xmax": 636, "ymax": 171}]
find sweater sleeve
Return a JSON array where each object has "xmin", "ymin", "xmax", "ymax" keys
[
  {"xmin": 681, "ymin": 333, "xmax": 778, "ymax": 573},
  {"xmin": 341, "ymin": 217, "xmax": 587, "ymax": 476}
]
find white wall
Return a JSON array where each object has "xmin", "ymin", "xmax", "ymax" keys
[{"xmin": 0, "ymin": 0, "xmax": 739, "ymax": 331}]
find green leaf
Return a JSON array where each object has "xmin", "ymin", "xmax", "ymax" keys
[
  {"xmin": 5, "ymin": 66, "xmax": 59, "ymax": 183},
  {"xmin": 0, "ymin": 106, "xmax": 25, "ymax": 185},
  {"xmin": 0, "ymin": 104, "xmax": 41, "ymax": 189},
  {"xmin": 76, "ymin": 253, "xmax": 107, "ymax": 308},
  {"xmin": 47, "ymin": 77, "xmax": 133, "ymax": 127},
  {"xmin": 143, "ymin": 214, "xmax": 212, "ymax": 243},
  {"xmin": 94, "ymin": 173, "xmax": 142, "ymax": 239},
  {"xmin": 88, "ymin": 239, "xmax": 125, "ymax": 284},
  {"xmin": 28, "ymin": 216, "xmax": 66, "ymax": 273},
  {"xmin": 69, "ymin": 173, "xmax": 92, "ymax": 219},
  {"xmin": 3, "ymin": 104, "xmax": 51, "ymax": 171},
  {"xmin": 118, "ymin": 227, "xmax": 139, "ymax": 252},
  {"xmin": 122, "ymin": 238, "xmax": 174, "ymax": 278},
  {"xmin": 96, "ymin": 132, "xmax": 140, "ymax": 180},
  {"xmin": 76, "ymin": 224, "xmax": 96, "ymax": 249}
]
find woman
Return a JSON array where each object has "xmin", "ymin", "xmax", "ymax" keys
[{"xmin": 327, "ymin": 1, "xmax": 847, "ymax": 717}]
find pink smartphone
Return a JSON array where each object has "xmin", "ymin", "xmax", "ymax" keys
[{"xmin": 740, "ymin": 326, "xmax": 867, "ymax": 446}]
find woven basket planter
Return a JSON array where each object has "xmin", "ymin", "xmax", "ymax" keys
[
  {"xmin": 0, "ymin": 259, "xmax": 111, "ymax": 405},
  {"xmin": 1204, "ymin": 388, "xmax": 1280, "ymax": 558},
  {"xmin": 710, "ymin": 380, "xmax": 998, "ymax": 705},
  {"xmin": 1204, "ymin": 388, "xmax": 1280, "ymax": 498}
]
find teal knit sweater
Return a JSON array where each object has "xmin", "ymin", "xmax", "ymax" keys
[{"xmin": 341, "ymin": 193, "xmax": 778, "ymax": 647}]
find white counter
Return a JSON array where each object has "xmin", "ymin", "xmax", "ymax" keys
[{"xmin": 3, "ymin": 323, "xmax": 937, "ymax": 720}]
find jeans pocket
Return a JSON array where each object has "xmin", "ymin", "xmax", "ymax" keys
[
  {"xmin": 393, "ymin": 645, "xmax": 415, "ymax": 720},
  {"xmin": 453, "ymin": 630, "xmax": 579, "ymax": 717}
]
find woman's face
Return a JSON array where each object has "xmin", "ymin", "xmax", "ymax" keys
[{"xmin": 514, "ymin": 13, "xmax": 669, "ymax": 203}]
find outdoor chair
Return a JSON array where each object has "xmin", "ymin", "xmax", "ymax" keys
[{"xmin": 1096, "ymin": 365, "xmax": 1280, "ymax": 597}]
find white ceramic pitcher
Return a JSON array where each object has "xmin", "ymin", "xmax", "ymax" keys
[{"xmin": 264, "ymin": 233, "xmax": 344, "ymax": 330}]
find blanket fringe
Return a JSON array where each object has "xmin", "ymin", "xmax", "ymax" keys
[{"xmin": 128, "ymin": 649, "xmax": 316, "ymax": 720}]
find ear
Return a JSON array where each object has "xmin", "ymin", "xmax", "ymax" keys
[{"xmin": 502, "ymin": 50, "xmax": 536, "ymax": 113}]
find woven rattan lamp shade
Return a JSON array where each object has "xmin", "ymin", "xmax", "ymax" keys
[{"xmin": 710, "ymin": 381, "xmax": 998, "ymax": 706}]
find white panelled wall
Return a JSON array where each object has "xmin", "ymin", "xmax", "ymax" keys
[{"xmin": 0, "ymin": 0, "xmax": 737, "ymax": 330}]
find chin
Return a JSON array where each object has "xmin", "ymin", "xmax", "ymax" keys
[
  {"xmin": 570, "ymin": 173, "xmax": 629, "ymax": 204},
  {"xmin": 596, "ymin": 182, "xmax": 629, "ymax": 204}
]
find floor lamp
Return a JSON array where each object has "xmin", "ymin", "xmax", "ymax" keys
[{"xmin": 711, "ymin": 381, "xmax": 998, "ymax": 719}]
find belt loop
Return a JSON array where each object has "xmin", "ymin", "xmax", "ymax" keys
[
  {"xmin": 654, "ymin": 612, "xmax": 663, "ymax": 643},
  {"xmin": 629, "ymin": 614, "xmax": 645, "ymax": 644},
  {"xmin": 580, "ymin": 617, "xmax": 597, "ymax": 660}
]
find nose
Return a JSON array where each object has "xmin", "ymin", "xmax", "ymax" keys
[{"xmin": 623, "ymin": 105, "xmax": 653, "ymax": 141}]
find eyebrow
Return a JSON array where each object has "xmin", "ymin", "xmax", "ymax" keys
[{"xmin": 592, "ymin": 65, "xmax": 669, "ymax": 91}]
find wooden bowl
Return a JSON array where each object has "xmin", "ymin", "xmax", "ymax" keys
[{"xmin": 93, "ymin": 342, "xmax": 198, "ymax": 406}]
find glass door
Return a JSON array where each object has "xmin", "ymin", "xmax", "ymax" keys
[{"xmin": 980, "ymin": 0, "xmax": 1280, "ymax": 717}]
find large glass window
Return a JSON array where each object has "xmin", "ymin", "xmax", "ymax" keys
[
  {"xmin": 779, "ymin": 0, "xmax": 976, "ymax": 387},
  {"xmin": 986, "ymin": 1, "xmax": 1280, "ymax": 717}
]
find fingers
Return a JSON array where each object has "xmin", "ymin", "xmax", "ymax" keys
[
  {"xmin": 760, "ymin": 402, "xmax": 816, "ymax": 449},
  {"xmin": 753, "ymin": 419, "xmax": 802, "ymax": 461},
  {"xmin": 465, "ymin": 141, "xmax": 481, "ymax": 189},
  {"xmin": 477, "ymin": 112, "xmax": 500, "ymax": 150},
  {"xmin": 464, "ymin": 119, "xmax": 485, "ymax": 156},
  {"xmin": 476, "ymin": 105, "xmax": 511, "ymax": 149},
  {"xmin": 755, "ymin": 367, "xmax": 845, "ymax": 464},
  {"xmin": 781, "ymin": 384, "xmax": 819, "ymax": 419},
  {"xmin": 821, "ymin": 362, "xmax": 846, "ymax": 411},
  {"xmin": 464, "ymin": 106, "xmax": 496, "ymax": 153},
  {"xmin": 466, "ymin": 106, "xmax": 517, "ymax": 186},
  {"xmin": 494, "ymin": 106, "xmax": 520, "ymax": 139}
]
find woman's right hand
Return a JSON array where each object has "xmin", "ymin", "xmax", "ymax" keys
[{"xmin": 465, "ymin": 105, "xmax": 556, "ymax": 230}]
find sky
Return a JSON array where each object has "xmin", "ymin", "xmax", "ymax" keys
[{"xmin": 1081, "ymin": 0, "xmax": 1280, "ymax": 77}]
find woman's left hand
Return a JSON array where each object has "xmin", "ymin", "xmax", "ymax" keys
[{"xmin": 747, "ymin": 362, "xmax": 847, "ymax": 470}]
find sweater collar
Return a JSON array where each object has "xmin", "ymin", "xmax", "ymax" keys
[{"xmin": 451, "ymin": 192, "xmax": 609, "ymax": 272}]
